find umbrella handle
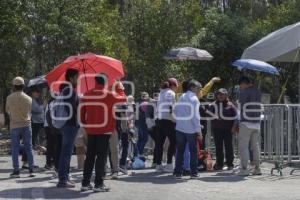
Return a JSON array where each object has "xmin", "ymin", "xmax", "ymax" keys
[
  {"xmin": 277, "ymin": 78, "xmax": 289, "ymax": 104},
  {"xmin": 256, "ymin": 72, "xmax": 262, "ymax": 90}
]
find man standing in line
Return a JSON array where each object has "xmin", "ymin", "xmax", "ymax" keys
[
  {"xmin": 6, "ymin": 76, "xmax": 35, "ymax": 178},
  {"xmin": 57, "ymin": 68, "xmax": 80, "ymax": 188},
  {"xmin": 173, "ymin": 79, "xmax": 202, "ymax": 179},
  {"xmin": 235, "ymin": 76, "xmax": 262, "ymax": 176},
  {"xmin": 80, "ymin": 74, "xmax": 126, "ymax": 192}
]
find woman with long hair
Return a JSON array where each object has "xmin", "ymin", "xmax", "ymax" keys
[{"xmin": 156, "ymin": 78, "xmax": 178, "ymax": 173}]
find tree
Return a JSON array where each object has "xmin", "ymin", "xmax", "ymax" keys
[{"xmin": 119, "ymin": 0, "xmax": 203, "ymax": 95}]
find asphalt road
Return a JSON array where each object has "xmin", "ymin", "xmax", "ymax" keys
[{"xmin": 0, "ymin": 155, "xmax": 300, "ymax": 200}]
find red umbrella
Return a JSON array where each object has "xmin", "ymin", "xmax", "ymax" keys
[{"xmin": 45, "ymin": 52, "xmax": 124, "ymax": 94}]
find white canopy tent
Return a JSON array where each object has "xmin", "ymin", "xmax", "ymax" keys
[{"xmin": 242, "ymin": 21, "xmax": 300, "ymax": 102}]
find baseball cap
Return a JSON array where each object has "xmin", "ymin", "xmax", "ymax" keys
[
  {"xmin": 168, "ymin": 78, "xmax": 178, "ymax": 87},
  {"xmin": 13, "ymin": 77, "xmax": 25, "ymax": 86},
  {"xmin": 216, "ymin": 88, "xmax": 228, "ymax": 94}
]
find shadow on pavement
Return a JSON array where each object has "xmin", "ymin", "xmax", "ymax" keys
[
  {"xmin": 0, "ymin": 168, "xmax": 13, "ymax": 174},
  {"xmin": 249, "ymin": 173, "xmax": 300, "ymax": 182},
  {"xmin": 199, "ymin": 172, "xmax": 246, "ymax": 183},
  {"xmin": 16, "ymin": 176, "xmax": 53, "ymax": 183},
  {"xmin": 0, "ymin": 187, "xmax": 90, "ymax": 199},
  {"xmin": 117, "ymin": 172, "xmax": 188, "ymax": 184}
]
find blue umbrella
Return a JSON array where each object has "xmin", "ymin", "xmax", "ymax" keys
[{"xmin": 232, "ymin": 59, "xmax": 279, "ymax": 75}]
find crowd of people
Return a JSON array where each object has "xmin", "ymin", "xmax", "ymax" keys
[{"xmin": 5, "ymin": 68, "xmax": 262, "ymax": 193}]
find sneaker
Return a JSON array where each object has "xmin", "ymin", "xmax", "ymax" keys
[
  {"xmin": 93, "ymin": 184, "xmax": 110, "ymax": 192},
  {"xmin": 68, "ymin": 180, "xmax": 76, "ymax": 185},
  {"xmin": 110, "ymin": 172, "xmax": 118, "ymax": 180},
  {"xmin": 151, "ymin": 163, "xmax": 157, "ymax": 168},
  {"xmin": 44, "ymin": 164, "xmax": 53, "ymax": 170},
  {"xmin": 155, "ymin": 165, "xmax": 164, "ymax": 173},
  {"xmin": 190, "ymin": 174, "xmax": 199, "ymax": 179},
  {"xmin": 174, "ymin": 173, "xmax": 182, "ymax": 179},
  {"xmin": 251, "ymin": 168, "xmax": 262, "ymax": 176},
  {"xmin": 119, "ymin": 166, "xmax": 128, "ymax": 175},
  {"xmin": 182, "ymin": 169, "xmax": 191, "ymax": 176},
  {"xmin": 234, "ymin": 169, "xmax": 250, "ymax": 176},
  {"xmin": 10, "ymin": 171, "xmax": 20, "ymax": 178},
  {"xmin": 81, "ymin": 184, "xmax": 93, "ymax": 191},
  {"xmin": 213, "ymin": 165, "xmax": 223, "ymax": 171},
  {"xmin": 248, "ymin": 164, "xmax": 255, "ymax": 172},
  {"xmin": 223, "ymin": 165, "xmax": 234, "ymax": 171},
  {"xmin": 29, "ymin": 169, "xmax": 35, "ymax": 177},
  {"xmin": 51, "ymin": 171, "xmax": 58, "ymax": 179},
  {"xmin": 22, "ymin": 164, "xmax": 29, "ymax": 170},
  {"xmin": 163, "ymin": 164, "xmax": 174, "ymax": 173},
  {"xmin": 232, "ymin": 165, "xmax": 240, "ymax": 173},
  {"xmin": 57, "ymin": 181, "xmax": 75, "ymax": 188}
]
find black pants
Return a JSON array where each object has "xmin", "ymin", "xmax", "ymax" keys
[
  {"xmin": 120, "ymin": 131, "xmax": 129, "ymax": 166},
  {"xmin": 52, "ymin": 128, "xmax": 62, "ymax": 170},
  {"xmin": 156, "ymin": 119, "xmax": 176, "ymax": 165},
  {"xmin": 82, "ymin": 134, "xmax": 111, "ymax": 186},
  {"xmin": 148, "ymin": 122, "xmax": 158, "ymax": 164},
  {"xmin": 32, "ymin": 123, "xmax": 44, "ymax": 147},
  {"xmin": 45, "ymin": 127, "xmax": 55, "ymax": 166},
  {"xmin": 213, "ymin": 129, "xmax": 234, "ymax": 167}
]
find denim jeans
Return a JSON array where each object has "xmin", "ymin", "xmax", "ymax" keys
[
  {"xmin": 183, "ymin": 144, "xmax": 190, "ymax": 170},
  {"xmin": 174, "ymin": 131, "xmax": 198, "ymax": 175},
  {"xmin": 58, "ymin": 125, "xmax": 79, "ymax": 183},
  {"xmin": 11, "ymin": 126, "xmax": 34, "ymax": 171},
  {"xmin": 137, "ymin": 125, "xmax": 148, "ymax": 155}
]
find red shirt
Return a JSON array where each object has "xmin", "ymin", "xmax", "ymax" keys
[{"xmin": 80, "ymin": 85, "xmax": 126, "ymax": 135}]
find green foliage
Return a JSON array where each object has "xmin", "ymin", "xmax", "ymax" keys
[
  {"xmin": 1, "ymin": 0, "xmax": 300, "ymax": 101},
  {"xmin": 119, "ymin": 0, "xmax": 203, "ymax": 95}
]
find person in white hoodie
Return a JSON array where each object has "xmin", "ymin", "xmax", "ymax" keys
[{"xmin": 156, "ymin": 78, "xmax": 178, "ymax": 172}]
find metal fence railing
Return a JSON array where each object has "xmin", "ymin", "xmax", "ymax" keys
[
  {"xmin": 262, "ymin": 104, "xmax": 300, "ymax": 176},
  {"xmin": 205, "ymin": 104, "xmax": 300, "ymax": 176}
]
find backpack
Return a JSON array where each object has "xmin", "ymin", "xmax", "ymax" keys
[{"xmin": 51, "ymin": 88, "xmax": 70, "ymax": 129}]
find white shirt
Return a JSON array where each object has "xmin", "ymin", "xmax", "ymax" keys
[
  {"xmin": 174, "ymin": 91, "xmax": 201, "ymax": 134},
  {"xmin": 157, "ymin": 88, "xmax": 176, "ymax": 121}
]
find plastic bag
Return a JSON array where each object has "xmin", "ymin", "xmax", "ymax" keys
[{"xmin": 132, "ymin": 157, "xmax": 145, "ymax": 169}]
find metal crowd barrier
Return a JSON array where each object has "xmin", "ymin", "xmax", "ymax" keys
[
  {"xmin": 262, "ymin": 104, "xmax": 300, "ymax": 176},
  {"xmin": 205, "ymin": 104, "xmax": 300, "ymax": 176}
]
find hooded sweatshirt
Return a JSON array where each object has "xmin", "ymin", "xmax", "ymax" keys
[{"xmin": 157, "ymin": 88, "xmax": 176, "ymax": 121}]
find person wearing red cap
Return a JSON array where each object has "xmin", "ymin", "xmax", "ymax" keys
[{"xmin": 156, "ymin": 77, "xmax": 178, "ymax": 173}]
